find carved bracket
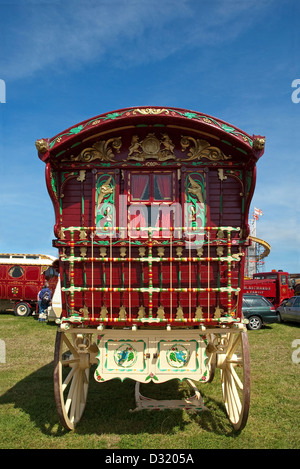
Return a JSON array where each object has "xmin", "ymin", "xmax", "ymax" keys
[
  {"xmin": 181, "ymin": 136, "xmax": 231, "ymax": 161},
  {"xmin": 72, "ymin": 137, "xmax": 122, "ymax": 162}
]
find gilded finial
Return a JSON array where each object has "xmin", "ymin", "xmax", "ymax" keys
[{"xmin": 35, "ymin": 139, "xmax": 49, "ymax": 154}]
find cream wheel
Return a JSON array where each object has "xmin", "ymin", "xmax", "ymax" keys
[
  {"xmin": 54, "ymin": 330, "xmax": 93, "ymax": 430},
  {"xmin": 219, "ymin": 331, "xmax": 250, "ymax": 431},
  {"xmin": 205, "ymin": 334, "xmax": 216, "ymax": 383}
]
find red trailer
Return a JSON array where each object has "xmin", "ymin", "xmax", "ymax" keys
[
  {"xmin": 37, "ymin": 106, "xmax": 265, "ymax": 430},
  {"xmin": 0, "ymin": 253, "xmax": 58, "ymax": 316},
  {"xmin": 244, "ymin": 270, "xmax": 294, "ymax": 309}
]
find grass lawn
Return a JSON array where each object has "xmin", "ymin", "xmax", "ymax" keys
[{"xmin": 0, "ymin": 313, "xmax": 299, "ymax": 449}]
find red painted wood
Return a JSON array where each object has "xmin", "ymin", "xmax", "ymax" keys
[{"xmin": 39, "ymin": 106, "xmax": 264, "ymax": 325}]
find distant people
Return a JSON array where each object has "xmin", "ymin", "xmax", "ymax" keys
[
  {"xmin": 38, "ymin": 282, "xmax": 52, "ymax": 322},
  {"xmin": 33, "ymin": 289, "xmax": 41, "ymax": 317}
]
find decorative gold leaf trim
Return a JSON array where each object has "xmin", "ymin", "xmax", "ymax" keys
[
  {"xmin": 35, "ymin": 139, "xmax": 49, "ymax": 154},
  {"xmin": 127, "ymin": 133, "xmax": 175, "ymax": 161},
  {"xmin": 181, "ymin": 136, "xmax": 231, "ymax": 161},
  {"xmin": 97, "ymin": 176, "xmax": 113, "ymax": 205},
  {"xmin": 253, "ymin": 137, "xmax": 265, "ymax": 150},
  {"xmin": 132, "ymin": 108, "xmax": 169, "ymax": 115},
  {"xmin": 188, "ymin": 175, "xmax": 204, "ymax": 203},
  {"xmin": 72, "ymin": 137, "xmax": 122, "ymax": 162}
]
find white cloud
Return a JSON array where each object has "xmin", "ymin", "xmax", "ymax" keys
[{"xmin": 1, "ymin": 0, "xmax": 277, "ymax": 80}]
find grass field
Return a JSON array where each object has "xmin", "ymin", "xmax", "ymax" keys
[{"xmin": 0, "ymin": 313, "xmax": 299, "ymax": 449}]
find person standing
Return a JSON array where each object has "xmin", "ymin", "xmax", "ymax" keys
[{"xmin": 38, "ymin": 282, "xmax": 52, "ymax": 322}]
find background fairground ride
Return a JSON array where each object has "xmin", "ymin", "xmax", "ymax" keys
[
  {"xmin": 245, "ymin": 207, "xmax": 270, "ymax": 278},
  {"xmin": 244, "ymin": 208, "xmax": 300, "ymax": 307}
]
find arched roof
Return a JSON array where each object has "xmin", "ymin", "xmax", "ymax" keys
[{"xmin": 36, "ymin": 106, "xmax": 265, "ymax": 163}]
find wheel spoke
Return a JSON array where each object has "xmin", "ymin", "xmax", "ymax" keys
[
  {"xmin": 226, "ymin": 334, "xmax": 240, "ymax": 360},
  {"xmin": 73, "ymin": 371, "xmax": 82, "ymax": 423},
  {"xmin": 227, "ymin": 367, "xmax": 242, "ymax": 420},
  {"xmin": 224, "ymin": 370, "xmax": 235, "ymax": 422},
  {"xmin": 54, "ymin": 330, "xmax": 93, "ymax": 429},
  {"xmin": 62, "ymin": 335, "xmax": 79, "ymax": 358},
  {"xmin": 225, "ymin": 369, "xmax": 239, "ymax": 423},
  {"xmin": 230, "ymin": 363, "xmax": 243, "ymax": 391},
  {"xmin": 83, "ymin": 368, "xmax": 89, "ymax": 385},
  {"xmin": 62, "ymin": 366, "xmax": 77, "ymax": 391},
  {"xmin": 62, "ymin": 357, "xmax": 80, "ymax": 366},
  {"xmin": 220, "ymin": 331, "xmax": 250, "ymax": 430},
  {"xmin": 65, "ymin": 369, "xmax": 77, "ymax": 416}
]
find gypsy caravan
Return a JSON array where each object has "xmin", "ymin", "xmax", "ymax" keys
[{"xmin": 36, "ymin": 106, "xmax": 265, "ymax": 430}]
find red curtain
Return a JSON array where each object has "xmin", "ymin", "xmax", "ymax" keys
[
  {"xmin": 131, "ymin": 175, "xmax": 149, "ymax": 200},
  {"xmin": 155, "ymin": 174, "xmax": 171, "ymax": 200}
]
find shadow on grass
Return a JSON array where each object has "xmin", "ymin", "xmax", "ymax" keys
[{"xmin": 0, "ymin": 362, "xmax": 235, "ymax": 438}]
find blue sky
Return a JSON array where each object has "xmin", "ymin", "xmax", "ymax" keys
[{"xmin": 0, "ymin": 0, "xmax": 299, "ymax": 273}]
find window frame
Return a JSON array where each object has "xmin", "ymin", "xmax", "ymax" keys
[
  {"xmin": 280, "ymin": 275, "xmax": 288, "ymax": 285},
  {"xmin": 293, "ymin": 297, "xmax": 300, "ymax": 307},
  {"xmin": 243, "ymin": 296, "xmax": 268, "ymax": 308},
  {"xmin": 128, "ymin": 171, "xmax": 176, "ymax": 204},
  {"xmin": 8, "ymin": 266, "xmax": 24, "ymax": 278}
]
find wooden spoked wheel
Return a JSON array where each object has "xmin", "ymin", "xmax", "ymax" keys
[
  {"xmin": 54, "ymin": 330, "xmax": 94, "ymax": 430},
  {"xmin": 205, "ymin": 334, "xmax": 216, "ymax": 383},
  {"xmin": 218, "ymin": 330, "xmax": 250, "ymax": 431}
]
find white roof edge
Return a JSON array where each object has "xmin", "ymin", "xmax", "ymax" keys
[{"xmin": 0, "ymin": 254, "xmax": 58, "ymax": 265}]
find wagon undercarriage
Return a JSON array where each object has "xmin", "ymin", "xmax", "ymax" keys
[{"xmin": 54, "ymin": 323, "xmax": 250, "ymax": 431}]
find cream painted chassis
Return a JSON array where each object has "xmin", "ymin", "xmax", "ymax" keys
[
  {"xmin": 53, "ymin": 322, "xmax": 250, "ymax": 432},
  {"xmin": 94, "ymin": 328, "xmax": 209, "ymax": 384}
]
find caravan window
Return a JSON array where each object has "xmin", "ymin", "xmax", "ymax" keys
[{"xmin": 9, "ymin": 266, "xmax": 24, "ymax": 278}]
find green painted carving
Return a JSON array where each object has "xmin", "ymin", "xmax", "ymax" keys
[
  {"xmin": 95, "ymin": 174, "xmax": 115, "ymax": 234},
  {"xmin": 166, "ymin": 344, "xmax": 190, "ymax": 368},
  {"xmin": 185, "ymin": 172, "xmax": 206, "ymax": 233}
]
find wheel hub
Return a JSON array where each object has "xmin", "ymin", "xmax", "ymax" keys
[{"xmin": 78, "ymin": 352, "xmax": 90, "ymax": 370}]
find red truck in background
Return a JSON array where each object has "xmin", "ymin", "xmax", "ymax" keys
[
  {"xmin": 244, "ymin": 270, "xmax": 298, "ymax": 309},
  {"xmin": 0, "ymin": 253, "xmax": 59, "ymax": 316}
]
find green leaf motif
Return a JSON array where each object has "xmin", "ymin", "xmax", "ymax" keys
[
  {"xmin": 184, "ymin": 112, "xmax": 197, "ymax": 119},
  {"xmin": 69, "ymin": 125, "xmax": 83, "ymax": 134},
  {"xmin": 50, "ymin": 175, "xmax": 57, "ymax": 195},
  {"xmin": 105, "ymin": 112, "xmax": 120, "ymax": 120},
  {"xmin": 222, "ymin": 124, "xmax": 235, "ymax": 133},
  {"xmin": 145, "ymin": 373, "xmax": 158, "ymax": 381}
]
